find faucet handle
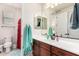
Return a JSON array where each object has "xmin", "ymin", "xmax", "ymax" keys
[{"xmin": 55, "ymin": 35, "xmax": 59, "ymax": 41}]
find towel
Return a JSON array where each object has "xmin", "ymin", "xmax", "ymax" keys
[
  {"xmin": 17, "ymin": 19, "xmax": 21, "ymax": 49},
  {"xmin": 47, "ymin": 27, "xmax": 53, "ymax": 39},
  {"xmin": 22, "ymin": 25, "xmax": 32, "ymax": 56},
  {"xmin": 23, "ymin": 25, "xmax": 28, "ymax": 55},
  {"xmin": 70, "ymin": 3, "xmax": 79, "ymax": 29},
  {"xmin": 28, "ymin": 25, "xmax": 32, "ymax": 44},
  {"xmin": 27, "ymin": 25, "xmax": 32, "ymax": 54}
]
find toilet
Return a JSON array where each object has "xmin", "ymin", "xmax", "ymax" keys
[
  {"xmin": 4, "ymin": 42, "xmax": 12, "ymax": 53},
  {"xmin": 1, "ymin": 28, "xmax": 13, "ymax": 53},
  {"xmin": 0, "ymin": 45, "xmax": 3, "ymax": 53},
  {"xmin": 0, "ymin": 38, "xmax": 4, "ymax": 53},
  {"xmin": 3, "ymin": 37, "xmax": 12, "ymax": 53}
]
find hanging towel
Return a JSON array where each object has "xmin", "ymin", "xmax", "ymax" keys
[
  {"xmin": 22, "ymin": 25, "xmax": 32, "ymax": 56},
  {"xmin": 28, "ymin": 25, "xmax": 32, "ymax": 44},
  {"xmin": 70, "ymin": 3, "xmax": 79, "ymax": 29},
  {"xmin": 47, "ymin": 27, "xmax": 53, "ymax": 39},
  {"xmin": 28, "ymin": 25, "xmax": 32, "ymax": 53},
  {"xmin": 23, "ymin": 25, "xmax": 28, "ymax": 55}
]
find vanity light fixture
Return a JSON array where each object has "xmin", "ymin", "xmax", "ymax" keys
[{"xmin": 46, "ymin": 3, "xmax": 62, "ymax": 9}]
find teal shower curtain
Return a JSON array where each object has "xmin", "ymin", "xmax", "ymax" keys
[{"xmin": 22, "ymin": 25, "xmax": 32, "ymax": 56}]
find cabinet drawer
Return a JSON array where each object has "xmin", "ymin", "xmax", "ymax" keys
[{"xmin": 40, "ymin": 41, "xmax": 50, "ymax": 51}]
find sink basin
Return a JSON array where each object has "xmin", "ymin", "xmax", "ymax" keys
[{"xmin": 58, "ymin": 37, "xmax": 79, "ymax": 44}]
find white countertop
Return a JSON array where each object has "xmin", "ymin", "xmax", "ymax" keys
[{"xmin": 33, "ymin": 35, "xmax": 79, "ymax": 55}]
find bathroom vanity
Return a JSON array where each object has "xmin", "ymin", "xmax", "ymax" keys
[
  {"xmin": 32, "ymin": 38, "xmax": 79, "ymax": 56},
  {"xmin": 32, "ymin": 3, "xmax": 79, "ymax": 56}
]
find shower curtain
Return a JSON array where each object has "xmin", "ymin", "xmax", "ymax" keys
[{"xmin": 17, "ymin": 18, "xmax": 21, "ymax": 49}]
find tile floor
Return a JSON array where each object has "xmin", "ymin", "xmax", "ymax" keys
[
  {"xmin": 0, "ymin": 53, "xmax": 6, "ymax": 56},
  {"xmin": 0, "ymin": 50, "xmax": 33, "ymax": 56}
]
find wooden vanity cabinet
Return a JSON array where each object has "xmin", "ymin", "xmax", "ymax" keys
[{"xmin": 33, "ymin": 39, "xmax": 78, "ymax": 56}]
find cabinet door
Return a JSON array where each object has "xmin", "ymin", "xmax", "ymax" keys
[
  {"xmin": 32, "ymin": 39, "xmax": 40, "ymax": 56},
  {"xmin": 64, "ymin": 51, "xmax": 78, "ymax": 56},
  {"xmin": 40, "ymin": 41, "xmax": 50, "ymax": 51},
  {"xmin": 51, "ymin": 45, "xmax": 78, "ymax": 56},
  {"xmin": 40, "ymin": 47, "xmax": 50, "ymax": 56},
  {"xmin": 32, "ymin": 44, "xmax": 40, "ymax": 56},
  {"xmin": 56, "ymin": 11, "xmax": 68, "ymax": 37},
  {"xmin": 51, "ymin": 46, "xmax": 64, "ymax": 56},
  {"xmin": 40, "ymin": 41, "xmax": 51, "ymax": 56}
]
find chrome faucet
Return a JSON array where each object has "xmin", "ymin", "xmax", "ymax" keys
[
  {"xmin": 55, "ymin": 34, "xmax": 63, "ymax": 42},
  {"xmin": 51, "ymin": 34, "xmax": 55, "ymax": 40},
  {"xmin": 55, "ymin": 35, "xmax": 59, "ymax": 41}
]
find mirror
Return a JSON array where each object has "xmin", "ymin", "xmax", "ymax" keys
[{"xmin": 47, "ymin": 3, "xmax": 79, "ymax": 39}]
